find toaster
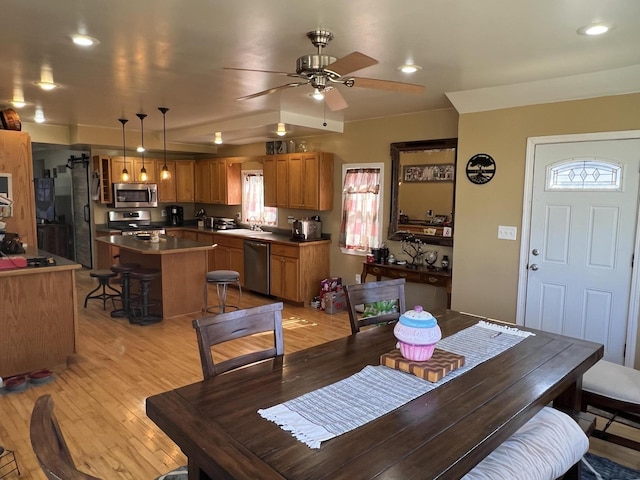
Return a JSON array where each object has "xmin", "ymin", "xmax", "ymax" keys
[{"xmin": 292, "ymin": 219, "xmax": 322, "ymax": 240}]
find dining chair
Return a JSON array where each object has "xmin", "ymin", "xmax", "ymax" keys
[
  {"xmin": 30, "ymin": 394, "xmax": 102, "ymax": 480},
  {"xmin": 344, "ymin": 278, "xmax": 406, "ymax": 334},
  {"xmin": 192, "ymin": 302, "xmax": 285, "ymax": 379}
]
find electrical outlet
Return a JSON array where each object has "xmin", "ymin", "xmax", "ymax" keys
[
  {"xmin": 355, "ymin": 274, "xmax": 361, "ymax": 284},
  {"xmin": 161, "ymin": 210, "xmax": 167, "ymax": 217},
  {"xmin": 498, "ymin": 225, "xmax": 517, "ymax": 240},
  {"xmin": 287, "ymin": 216, "xmax": 295, "ymax": 224}
]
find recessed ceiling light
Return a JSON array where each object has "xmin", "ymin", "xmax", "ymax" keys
[
  {"xmin": 577, "ymin": 23, "xmax": 610, "ymax": 36},
  {"xmin": 34, "ymin": 106, "xmax": 46, "ymax": 123},
  {"xmin": 70, "ymin": 34, "xmax": 100, "ymax": 47},
  {"xmin": 398, "ymin": 64, "xmax": 422, "ymax": 74},
  {"xmin": 214, "ymin": 132, "xmax": 223, "ymax": 144},
  {"xmin": 9, "ymin": 100, "xmax": 26, "ymax": 108}
]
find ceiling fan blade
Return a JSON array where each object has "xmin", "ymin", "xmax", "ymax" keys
[
  {"xmin": 325, "ymin": 52, "xmax": 378, "ymax": 76},
  {"xmin": 350, "ymin": 77, "xmax": 425, "ymax": 95},
  {"xmin": 237, "ymin": 82, "xmax": 306, "ymax": 101},
  {"xmin": 224, "ymin": 67, "xmax": 290, "ymax": 75},
  {"xmin": 324, "ymin": 88, "xmax": 348, "ymax": 111}
]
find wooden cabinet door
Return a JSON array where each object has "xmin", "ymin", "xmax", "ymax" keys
[
  {"xmin": 133, "ymin": 157, "xmax": 157, "ymax": 183},
  {"xmin": 263, "ymin": 156, "xmax": 277, "ymax": 207},
  {"xmin": 302, "ymin": 153, "xmax": 320, "ymax": 209},
  {"xmin": 195, "ymin": 160, "xmax": 212, "ymax": 203},
  {"xmin": 157, "ymin": 160, "xmax": 177, "ymax": 202},
  {"xmin": 197, "ymin": 232, "xmax": 216, "ymax": 271},
  {"xmin": 276, "ymin": 155, "xmax": 289, "ymax": 208},
  {"xmin": 95, "ymin": 239, "xmax": 120, "ymax": 270},
  {"xmin": 287, "ymin": 154, "xmax": 304, "ymax": 208},
  {"xmin": 182, "ymin": 230, "xmax": 198, "ymax": 241},
  {"xmin": 175, "ymin": 160, "xmax": 195, "ymax": 202},
  {"xmin": 270, "ymin": 255, "xmax": 300, "ymax": 301},
  {"xmin": 229, "ymin": 247, "xmax": 245, "ymax": 286},
  {"xmin": 111, "ymin": 157, "xmax": 129, "ymax": 183}
]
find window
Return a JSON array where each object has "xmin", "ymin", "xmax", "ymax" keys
[
  {"xmin": 242, "ymin": 171, "xmax": 277, "ymax": 226},
  {"xmin": 340, "ymin": 164, "xmax": 383, "ymax": 254},
  {"xmin": 546, "ymin": 158, "xmax": 622, "ymax": 191}
]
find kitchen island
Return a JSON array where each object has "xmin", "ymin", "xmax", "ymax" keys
[
  {"xmin": 95, "ymin": 235, "xmax": 215, "ymax": 320},
  {"xmin": 0, "ymin": 251, "xmax": 82, "ymax": 378}
]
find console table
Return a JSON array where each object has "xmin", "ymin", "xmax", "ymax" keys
[{"xmin": 361, "ymin": 262, "xmax": 452, "ymax": 308}]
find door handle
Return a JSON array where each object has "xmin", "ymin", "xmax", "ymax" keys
[
  {"xmin": 529, "ymin": 264, "xmax": 539, "ymax": 271},
  {"xmin": 84, "ymin": 204, "xmax": 90, "ymax": 223},
  {"xmin": 532, "ymin": 249, "xmax": 540, "ymax": 256}
]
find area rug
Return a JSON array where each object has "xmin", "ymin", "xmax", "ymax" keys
[{"xmin": 581, "ymin": 453, "xmax": 640, "ymax": 480}]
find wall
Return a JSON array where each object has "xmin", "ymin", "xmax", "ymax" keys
[{"xmin": 452, "ymin": 93, "xmax": 640, "ymax": 325}]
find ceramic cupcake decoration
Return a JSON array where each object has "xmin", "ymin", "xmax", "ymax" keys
[{"xmin": 393, "ymin": 306, "xmax": 442, "ymax": 361}]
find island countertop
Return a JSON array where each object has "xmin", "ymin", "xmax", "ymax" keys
[{"xmin": 96, "ymin": 234, "xmax": 216, "ymax": 254}]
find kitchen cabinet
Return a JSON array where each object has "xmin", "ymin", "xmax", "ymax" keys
[
  {"xmin": 196, "ymin": 231, "xmax": 216, "ymax": 271},
  {"xmin": 182, "ymin": 230, "xmax": 198, "ymax": 241},
  {"xmin": 195, "ymin": 158, "xmax": 242, "ymax": 205},
  {"xmin": 263, "ymin": 154, "xmax": 289, "ymax": 208},
  {"xmin": 111, "ymin": 156, "xmax": 157, "ymax": 183},
  {"xmin": 263, "ymin": 152, "xmax": 333, "ymax": 210},
  {"xmin": 92, "ymin": 156, "xmax": 113, "ymax": 204},
  {"xmin": 213, "ymin": 234, "xmax": 244, "ymax": 285},
  {"xmin": 157, "ymin": 160, "xmax": 195, "ymax": 202},
  {"xmin": 270, "ymin": 240, "xmax": 330, "ymax": 305}
]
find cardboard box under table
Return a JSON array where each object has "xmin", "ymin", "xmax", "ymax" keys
[{"xmin": 381, "ymin": 349, "xmax": 465, "ymax": 383}]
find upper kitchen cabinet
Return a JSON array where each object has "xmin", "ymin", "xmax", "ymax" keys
[
  {"xmin": 195, "ymin": 157, "xmax": 242, "ymax": 205},
  {"xmin": 111, "ymin": 156, "xmax": 157, "ymax": 183},
  {"xmin": 263, "ymin": 154, "xmax": 289, "ymax": 208},
  {"xmin": 264, "ymin": 152, "xmax": 333, "ymax": 210},
  {"xmin": 157, "ymin": 160, "xmax": 195, "ymax": 203},
  {"xmin": 92, "ymin": 156, "xmax": 113, "ymax": 204}
]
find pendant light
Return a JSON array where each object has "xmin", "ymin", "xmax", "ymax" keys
[
  {"xmin": 214, "ymin": 131, "xmax": 223, "ymax": 144},
  {"xmin": 158, "ymin": 107, "xmax": 171, "ymax": 180},
  {"xmin": 136, "ymin": 113, "xmax": 148, "ymax": 182},
  {"xmin": 118, "ymin": 118, "xmax": 129, "ymax": 181},
  {"xmin": 276, "ymin": 122, "xmax": 286, "ymax": 136}
]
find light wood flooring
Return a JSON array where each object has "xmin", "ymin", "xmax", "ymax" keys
[{"xmin": 1, "ymin": 269, "xmax": 638, "ymax": 479}]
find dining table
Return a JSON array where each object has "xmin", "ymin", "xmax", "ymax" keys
[{"xmin": 145, "ymin": 310, "xmax": 603, "ymax": 479}]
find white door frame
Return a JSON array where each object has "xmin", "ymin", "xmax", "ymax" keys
[{"xmin": 516, "ymin": 130, "xmax": 640, "ymax": 367}]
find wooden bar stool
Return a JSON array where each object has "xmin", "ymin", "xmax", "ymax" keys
[
  {"xmin": 83, "ymin": 270, "xmax": 120, "ymax": 310},
  {"xmin": 203, "ymin": 270, "xmax": 242, "ymax": 314},
  {"xmin": 110, "ymin": 262, "xmax": 141, "ymax": 318},
  {"xmin": 0, "ymin": 446, "xmax": 20, "ymax": 479},
  {"xmin": 128, "ymin": 268, "xmax": 162, "ymax": 325}
]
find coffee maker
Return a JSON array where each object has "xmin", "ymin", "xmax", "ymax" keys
[{"xmin": 166, "ymin": 205, "xmax": 184, "ymax": 226}]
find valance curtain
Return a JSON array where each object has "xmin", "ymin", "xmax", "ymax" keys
[{"xmin": 339, "ymin": 168, "xmax": 381, "ymax": 252}]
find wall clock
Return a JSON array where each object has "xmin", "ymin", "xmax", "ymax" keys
[{"xmin": 466, "ymin": 153, "xmax": 496, "ymax": 184}]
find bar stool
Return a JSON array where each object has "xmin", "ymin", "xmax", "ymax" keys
[
  {"xmin": 0, "ymin": 445, "xmax": 20, "ymax": 478},
  {"xmin": 203, "ymin": 270, "xmax": 242, "ymax": 314},
  {"xmin": 128, "ymin": 268, "xmax": 162, "ymax": 325},
  {"xmin": 83, "ymin": 270, "xmax": 120, "ymax": 310},
  {"xmin": 110, "ymin": 262, "xmax": 141, "ymax": 318}
]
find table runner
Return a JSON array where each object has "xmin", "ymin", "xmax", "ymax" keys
[{"xmin": 258, "ymin": 321, "xmax": 534, "ymax": 448}]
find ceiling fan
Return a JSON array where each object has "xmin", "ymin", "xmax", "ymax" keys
[{"xmin": 225, "ymin": 30, "xmax": 425, "ymax": 111}]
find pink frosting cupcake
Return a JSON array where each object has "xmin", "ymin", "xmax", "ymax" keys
[{"xmin": 393, "ymin": 306, "xmax": 441, "ymax": 361}]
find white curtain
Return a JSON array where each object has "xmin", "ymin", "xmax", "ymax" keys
[{"xmin": 339, "ymin": 168, "xmax": 381, "ymax": 251}]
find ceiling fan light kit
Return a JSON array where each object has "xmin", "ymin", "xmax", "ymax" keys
[{"xmin": 227, "ymin": 29, "xmax": 425, "ymax": 113}]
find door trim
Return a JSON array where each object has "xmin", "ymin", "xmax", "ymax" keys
[{"xmin": 516, "ymin": 130, "xmax": 640, "ymax": 367}]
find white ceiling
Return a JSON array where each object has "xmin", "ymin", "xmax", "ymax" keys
[{"xmin": 3, "ymin": 0, "xmax": 640, "ymax": 147}]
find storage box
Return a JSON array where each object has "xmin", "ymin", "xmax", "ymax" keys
[{"xmin": 324, "ymin": 290, "xmax": 347, "ymax": 314}]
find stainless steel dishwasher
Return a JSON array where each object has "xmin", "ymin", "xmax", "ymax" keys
[{"xmin": 244, "ymin": 240, "xmax": 270, "ymax": 295}]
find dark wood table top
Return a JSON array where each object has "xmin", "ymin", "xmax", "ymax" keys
[{"xmin": 146, "ymin": 311, "xmax": 603, "ymax": 480}]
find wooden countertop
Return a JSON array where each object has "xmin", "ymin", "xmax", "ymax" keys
[
  {"xmin": 96, "ymin": 234, "xmax": 215, "ymax": 255},
  {"xmin": 0, "ymin": 249, "xmax": 81, "ymax": 278}
]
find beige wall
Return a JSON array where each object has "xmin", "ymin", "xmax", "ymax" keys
[{"xmin": 452, "ymin": 93, "xmax": 640, "ymax": 327}]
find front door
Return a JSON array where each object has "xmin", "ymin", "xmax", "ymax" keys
[{"xmin": 524, "ymin": 139, "xmax": 640, "ymax": 364}]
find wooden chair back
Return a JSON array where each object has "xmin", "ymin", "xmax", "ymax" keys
[
  {"xmin": 192, "ymin": 302, "xmax": 285, "ymax": 379},
  {"xmin": 30, "ymin": 394, "xmax": 101, "ymax": 480},
  {"xmin": 344, "ymin": 278, "xmax": 407, "ymax": 334}
]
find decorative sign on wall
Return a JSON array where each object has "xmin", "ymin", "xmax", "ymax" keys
[
  {"xmin": 466, "ymin": 154, "xmax": 496, "ymax": 184},
  {"xmin": 403, "ymin": 163, "xmax": 455, "ymax": 183}
]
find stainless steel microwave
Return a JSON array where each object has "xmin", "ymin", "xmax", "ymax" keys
[{"xmin": 112, "ymin": 183, "xmax": 158, "ymax": 208}]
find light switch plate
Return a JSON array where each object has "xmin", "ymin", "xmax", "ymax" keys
[{"xmin": 498, "ymin": 225, "xmax": 517, "ymax": 240}]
